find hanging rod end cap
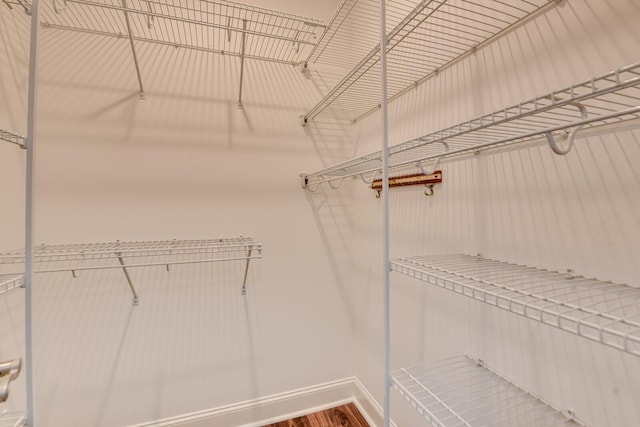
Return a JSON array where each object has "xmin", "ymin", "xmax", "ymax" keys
[{"xmin": 300, "ymin": 174, "xmax": 309, "ymax": 189}]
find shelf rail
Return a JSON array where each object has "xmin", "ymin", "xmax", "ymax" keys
[
  {"xmin": 0, "ymin": 129, "xmax": 26, "ymax": 149},
  {"xmin": 0, "ymin": 237, "xmax": 262, "ymax": 304},
  {"xmin": 301, "ymin": 62, "xmax": 640, "ymax": 190},
  {"xmin": 392, "ymin": 254, "xmax": 640, "ymax": 357},
  {"xmin": 391, "ymin": 355, "xmax": 582, "ymax": 427},
  {"xmin": 303, "ymin": 0, "xmax": 559, "ymax": 124}
]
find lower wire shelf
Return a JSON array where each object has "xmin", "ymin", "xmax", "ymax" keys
[
  {"xmin": 391, "ymin": 254, "xmax": 640, "ymax": 357},
  {"xmin": 391, "ymin": 355, "xmax": 581, "ymax": 427},
  {"xmin": 0, "ymin": 275, "xmax": 23, "ymax": 296},
  {"xmin": 0, "ymin": 411, "xmax": 26, "ymax": 427}
]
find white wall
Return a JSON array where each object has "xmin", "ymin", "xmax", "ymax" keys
[
  {"xmin": 0, "ymin": 2, "xmax": 354, "ymax": 426},
  {"xmin": 303, "ymin": 1, "xmax": 640, "ymax": 427}
]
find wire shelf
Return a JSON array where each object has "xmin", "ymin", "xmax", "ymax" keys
[
  {"xmin": 392, "ymin": 254, "xmax": 640, "ymax": 357},
  {"xmin": 392, "ymin": 355, "xmax": 581, "ymax": 427},
  {"xmin": 303, "ymin": 62, "xmax": 640, "ymax": 189},
  {"xmin": 0, "ymin": 411, "xmax": 26, "ymax": 427},
  {"xmin": 40, "ymin": 0, "xmax": 324, "ymax": 64},
  {"xmin": 0, "ymin": 129, "xmax": 25, "ymax": 149},
  {"xmin": 0, "ymin": 275, "xmax": 24, "ymax": 296},
  {"xmin": 307, "ymin": 0, "xmax": 420, "ymax": 71},
  {"xmin": 0, "ymin": 237, "xmax": 261, "ymax": 272},
  {"xmin": 305, "ymin": 0, "xmax": 557, "ymax": 123}
]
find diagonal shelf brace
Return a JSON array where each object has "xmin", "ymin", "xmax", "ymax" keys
[
  {"xmin": 116, "ymin": 252, "xmax": 139, "ymax": 306},
  {"xmin": 237, "ymin": 19, "xmax": 247, "ymax": 109},
  {"xmin": 121, "ymin": 0, "xmax": 145, "ymax": 100},
  {"xmin": 241, "ymin": 246, "xmax": 253, "ymax": 295}
]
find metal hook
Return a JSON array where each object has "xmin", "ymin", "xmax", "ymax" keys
[
  {"xmin": 328, "ymin": 177, "xmax": 346, "ymax": 189},
  {"xmin": 417, "ymin": 158, "xmax": 440, "ymax": 176},
  {"xmin": 71, "ymin": 270, "xmax": 79, "ymax": 278},
  {"xmin": 545, "ymin": 101, "xmax": 588, "ymax": 155},
  {"xmin": 360, "ymin": 170, "xmax": 381, "ymax": 184},
  {"xmin": 416, "ymin": 141, "xmax": 449, "ymax": 175},
  {"xmin": 424, "ymin": 184, "xmax": 435, "ymax": 196},
  {"xmin": 166, "ymin": 264, "xmax": 170, "ymax": 272},
  {"xmin": 375, "ymin": 189, "xmax": 381, "ymax": 198}
]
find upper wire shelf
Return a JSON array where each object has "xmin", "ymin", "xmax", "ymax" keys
[
  {"xmin": 0, "ymin": 237, "xmax": 261, "ymax": 267},
  {"xmin": 40, "ymin": 0, "xmax": 325, "ymax": 64},
  {"xmin": 302, "ymin": 62, "xmax": 640, "ymax": 189},
  {"xmin": 0, "ymin": 411, "xmax": 26, "ymax": 427},
  {"xmin": 0, "ymin": 275, "xmax": 24, "ymax": 296},
  {"xmin": 392, "ymin": 355, "xmax": 582, "ymax": 427},
  {"xmin": 0, "ymin": 129, "xmax": 26, "ymax": 149},
  {"xmin": 392, "ymin": 254, "xmax": 640, "ymax": 357},
  {"xmin": 304, "ymin": 0, "xmax": 559, "ymax": 123},
  {"xmin": 306, "ymin": 0, "xmax": 421, "ymax": 71}
]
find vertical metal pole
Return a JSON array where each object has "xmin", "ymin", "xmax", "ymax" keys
[
  {"xmin": 237, "ymin": 19, "xmax": 247, "ymax": 109},
  {"xmin": 379, "ymin": 0, "xmax": 391, "ymax": 426},
  {"xmin": 25, "ymin": 0, "xmax": 41, "ymax": 425}
]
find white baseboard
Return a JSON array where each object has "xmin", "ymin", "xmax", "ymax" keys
[{"xmin": 129, "ymin": 377, "xmax": 393, "ymax": 427}]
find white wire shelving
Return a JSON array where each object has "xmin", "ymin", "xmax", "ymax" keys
[
  {"xmin": 303, "ymin": 0, "xmax": 560, "ymax": 124},
  {"xmin": 39, "ymin": 0, "xmax": 324, "ymax": 65},
  {"xmin": 0, "ymin": 275, "xmax": 24, "ymax": 296},
  {"xmin": 306, "ymin": 0, "xmax": 421, "ymax": 71},
  {"xmin": 302, "ymin": 62, "xmax": 640, "ymax": 190},
  {"xmin": 0, "ymin": 411, "xmax": 26, "ymax": 427},
  {"xmin": 0, "ymin": 129, "xmax": 26, "ymax": 149},
  {"xmin": 392, "ymin": 355, "xmax": 582, "ymax": 427},
  {"xmin": 0, "ymin": 237, "xmax": 262, "ymax": 303},
  {"xmin": 392, "ymin": 254, "xmax": 640, "ymax": 357}
]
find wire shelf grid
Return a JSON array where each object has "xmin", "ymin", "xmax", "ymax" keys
[
  {"xmin": 303, "ymin": 62, "xmax": 640, "ymax": 187},
  {"xmin": 0, "ymin": 129, "xmax": 26, "ymax": 149},
  {"xmin": 305, "ymin": 0, "xmax": 557, "ymax": 123},
  {"xmin": 0, "ymin": 275, "xmax": 24, "ymax": 296},
  {"xmin": 307, "ymin": 0, "xmax": 421, "ymax": 70},
  {"xmin": 392, "ymin": 254, "xmax": 640, "ymax": 357},
  {"xmin": 0, "ymin": 411, "xmax": 26, "ymax": 427},
  {"xmin": 0, "ymin": 237, "xmax": 261, "ymax": 271},
  {"xmin": 40, "ymin": 0, "xmax": 324, "ymax": 64},
  {"xmin": 391, "ymin": 355, "xmax": 581, "ymax": 427}
]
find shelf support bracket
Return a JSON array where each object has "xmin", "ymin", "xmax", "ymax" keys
[
  {"xmin": 545, "ymin": 101, "xmax": 588, "ymax": 155},
  {"xmin": 241, "ymin": 246, "xmax": 253, "ymax": 295},
  {"xmin": 121, "ymin": 0, "xmax": 145, "ymax": 100},
  {"xmin": 116, "ymin": 252, "xmax": 139, "ymax": 306},
  {"xmin": 237, "ymin": 19, "xmax": 247, "ymax": 109}
]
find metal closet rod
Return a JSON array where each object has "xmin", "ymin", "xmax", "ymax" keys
[{"xmin": 60, "ymin": 0, "xmax": 319, "ymax": 45}]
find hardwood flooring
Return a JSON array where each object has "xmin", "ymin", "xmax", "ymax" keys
[{"xmin": 262, "ymin": 403, "xmax": 369, "ymax": 427}]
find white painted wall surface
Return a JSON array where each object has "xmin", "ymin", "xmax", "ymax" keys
[
  {"xmin": 0, "ymin": 1, "xmax": 352, "ymax": 426},
  {"xmin": 302, "ymin": 1, "xmax": 640, "ymax": 427},
  {"xmin": 2, "ymin": 1, "xmax": 640, "ymax": 427}
]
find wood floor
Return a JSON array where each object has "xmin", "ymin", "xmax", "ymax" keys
[{"xmin": 262, "ymin": 403, "xmax": 369, "ymax": 427}]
